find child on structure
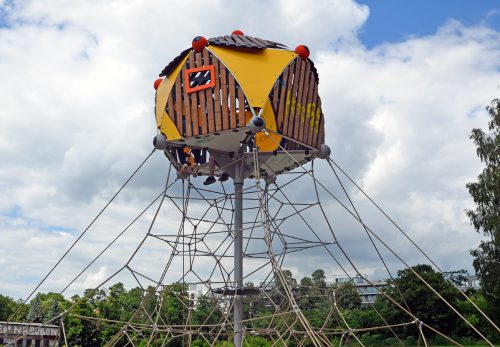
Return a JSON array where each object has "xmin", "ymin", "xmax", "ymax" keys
[{"xmin": 204, "ymin": 155, "xmax": 229, "ymax": 185}]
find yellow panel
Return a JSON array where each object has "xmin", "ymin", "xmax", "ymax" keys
[
  {"xmin": 208, "ymin": 46, "xmax": 296, "ymax": 108},
  {"xmin": 159, "ymin": 111, "xmax": 182, "ymax": 140},
  {"xmin": 256, "ymin": 98, "xmax": 281, "ymax": 151},
  {"xmin": 243, "ymin": 99, "xmax": 281, "ymax": 152},
  {"xmin": 155, "ymin": 52, "xmax": 191, "ymax": 128}
]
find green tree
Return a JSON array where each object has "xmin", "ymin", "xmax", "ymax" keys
[
  {"xmin": 335, "ymin": 282, "xmax": 361, "ymax": 310},
  {"xmin": 45, "ymin": 300, "xmax": 60, "ymax": 322},
  {"xmin": 311, "ymin": 269, "xmax": 326, "ymax": 289},
  {"xmin": 466, "ymin": 98, "xmax": 500, "ymax": 243},
  {"xmin": 466, "ymin": 98, "xmax": 500, "ymax": 327},
  {"xmin": 0, "ymin": 294, "xmax": 17, "ymax": 321},
  {"xmin": 192, "ymin": 294, "xmax": 222, "ymax": 326},
  {"xmin": 375, "ymin": 264, "xmax": 462, "ymax": 339},
  {"xmin": 470, "ymin": 241, "xmax": 500, "ymax": 325},
  {"xmin": 26, "ymin": 295, "xmax": 44, "ymax": 323},
  {"xmin": 64, "ymin": 293, "xmax": 102, "ymax": 347}
]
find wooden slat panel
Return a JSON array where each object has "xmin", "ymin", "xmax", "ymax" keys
[
  {"xmin": 292, "ymin": 61, "xmax": 307, "ymax": 140},
  {"xmin": 238, "ymin": 35, "xmax": 258, "ymax": 47},
  {"xmin": 195, "ymin": 52, "xmax": 208, "ymax": 134},
  {"xmin": 306, "ymin": 85, "xmax": 319, "ymax": 146},
  {"xmin": 276, "ymin": 63, "xmax": 292, "ymax": 132},
  {"xmin": 244, "ymin": 36, "xmax": 263, "ymax": 46},
  {"xmin": 181, "ymin": 65, "xmax": 192, "ymax": 138},
  {"xmin": 310, "ymin": 96, "xmax": 322, "ymax": 146},
  {"xmin": 285, "ymin": 60, "xmax": 303, "ymax": 137},
  {"xmin": 297, "ymin": 64, "xmax": 311, "ymax": 143},
  {"xmin": 317, "ymin": 112, "xmax": 325, "ymax": 148},
  {"xmin": 282, "ymin": 60, "xmax": 297, "ymax": 136},
  {"xmin": 225, "ymin": 36, "xmax": 237, "ymax": 45},
  {"xmin": 248, "ymin": 36, "xmax": 269, "ymax": 47},
  {"xmin": 220, "ymin": 65, "xmax": 229, "ymax": 131},
  {"xmin": 175, "ymin": 72, "xmax": 184, "ymax": 137},
  {"xmin": 232, "ymin": 35, "xmax": 251, "ymax": 47},
  {"xmin": 189, "ymin": 54, "xmax": 199, "ymax": 136},
  {"xmin": 301, "ymin": 72, "xmax": 315, "ymax": 145},
  {"xmin": 228, "ymin": 73, "xmax": 237, "ymax": 129},
  {"xmin": 213, "ymin": 59, "xmax": 222, "ymax": 132},
  {"xmin": 203, "ymin": 50, "xmax": 215, "ymax": 133},
  {"xmin": 237, "ymin": 84, "xmax": 245, "ymax": 127}
]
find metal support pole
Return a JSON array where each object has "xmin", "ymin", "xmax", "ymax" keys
[{"xmin": 233, "ymin": 163, "xmax": 244, "ymax": 347}]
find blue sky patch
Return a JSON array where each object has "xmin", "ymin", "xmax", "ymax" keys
[{"xmin": 358, "ymin": 0, "xmax": 500, "ymax": 48}]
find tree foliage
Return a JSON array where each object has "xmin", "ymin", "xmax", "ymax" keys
[
  {"xmin": 1, "ymin": 266, "xmax": 498, "ymax": 345},
  {"xmin": 466, "ymin": 98, "xmax": 500, "ymax": 327},
  {"xmin": 466, "ymin": 98, "xmax": 500, "ymax": 242},
  {"xmin": 375, "ymin": 264, "xmax": 462, "ymax": 338}
]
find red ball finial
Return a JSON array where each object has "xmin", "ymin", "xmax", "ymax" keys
[
  {"xmin": 232, "ymin": 30, "xmax": 244, "ymax": 36},
  {"xmin": 154, "ymin": 78, "xmax": 163, "ymax": 90},
  {"xmin": 192, "ymin": 36, "xmax": 207, "ymax": 52},
  {"xmin": 295, "ymin": 45, "xmax": 310, "ymax": 60}
]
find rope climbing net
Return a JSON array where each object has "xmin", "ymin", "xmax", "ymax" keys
[{"xmin": 7, "ymin": 134, "xmax": 499, "ymax": 347}]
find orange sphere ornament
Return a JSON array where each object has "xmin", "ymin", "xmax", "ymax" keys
[
  {"xmin": 154, "ymin": 78, "xmax": 163, "ymax": 90},
  {"xmin": 232, "ymin": 30, "xmax": 244, "ymax": 36},
  {"xmin": 192, "ymin": 36, "xmax": 208, "ymax": 52},
  {"xmin": 295, "ymin": 45, "xmax": 310, "ymax": 60}
]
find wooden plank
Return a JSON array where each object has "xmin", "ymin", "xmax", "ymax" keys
[
  {"xmin": 219, "ymin": 64, "xmax": 229, "ymax": 131},
  {"xmin": 167, "ymin": 92, "xmax": 175, "ymax": 123},
  {"xmin": 175, "ymin": 72, "xmax": 184, "ymax": 137},
  {"xmin": 232, "ymin": 35, "xmax": 251, "ymax": 47},
  {"xmin": 181, "ymin": 65, "xmax": 192, "ymax": 138},
  {"xmin": 237, "ymin": 84, "xmax": 245, "ymax": 127},
  {"xmin": 282, "ymin": 60, "xmax": 296, "ymax": 135},
  {"xmin": 244, "ymin": 36, "xmax": 263, "ymax": 47},
  {"xmin": 228, "ymin": 73, "xmax": 237, "ymax": 129},
  {"xmin": 293, "ymin": 61, "xmax": 307, "ymax": 140},
  {"xmin": 189, "ymin": 53, "xmax": 199, "ymax": 136},
  {"xmin": 203, "ymin": 50, "xmax": 215, "ymax": 133},
  {"xmin": 306, "ymin": 83, "xmax": 319, "ymax": 146},
  {"xmin": 301, "ymin": 72, "xmax": 315, "ymax": 145},
  {"xmin": 272, "ymin": 79, "xmax": 280, "ymax": 113},
  {"xmin": 196, "ymin": 52, "xmax": 208, "ymax": 134},
  {"xmin": 213, "ymin": 58, "xmax": 222, "ymax": 132},
  {"xmin": 285, "ymin": 59, "xmax": 303, "ymax": 138},
  {"xmin": 310, "ymin": 95, "xmax": 322, "ymax": 146},
  {"xmin": 297, "ymin": 64, "xmax": 311, "ymax": 143},
  {"xmin": 276, "ymin": 64, "xmax": 291, "ymax": 132},
  {"xmin": 225, "ymin": 36, "xmax": 237, "ymax": 46},
  {"xmin": 247, "ymin": 36, "xmax": 269, "ymax": 47},
  {"xmin": 238, "ymin": 35, "xmax": 258, "ymax": 47},
  {"xmin": 317, "ymin": 112, "xmax": 325, "ymax": 149}
]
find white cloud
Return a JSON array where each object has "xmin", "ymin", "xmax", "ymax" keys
[{"xmin": 0, "ymin": 0, "xmax": 498, "ymax": 301}]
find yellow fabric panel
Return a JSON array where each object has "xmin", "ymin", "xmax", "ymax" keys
[
  {"xmin": 208, "ymin": 46, "xmax": 296, "ymax": 108},
  {"xmin": 155, "ymin": 52, "xmax": 191, "ymax": 128},
  {"xmin": 159, "ymin": 111, "xmax": 182, "ymax": 140},
  {"xmin": 256, "ymin": 98, "xmax": 281, "ymax": 151}
]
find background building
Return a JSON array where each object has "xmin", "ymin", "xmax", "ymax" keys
[
  {"xmin": 331, "ymin": 275, "xmax": 388, "ymax": 305},
  {"xmin": 0, "ymin": 322, "xmax": 60, "ymax": 347}
]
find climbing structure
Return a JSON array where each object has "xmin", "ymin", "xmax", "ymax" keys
[
  {"xmin": 7, "ymin": 32, "xmax": 499, "ymax": 347},
  {"xmin": 153, "ymin": 31, "xmax": 329, "ymax": 179}
]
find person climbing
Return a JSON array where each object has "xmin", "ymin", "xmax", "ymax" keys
[
  {"xmin": 203, "ymin": 156, "xmax": 217, "ymax": 185},
  {"xmin": 177, "ymin": 146, "xmax": 196, "ymax": 174},
  {"xmin": 203, "ymin": 154, "xmax": 230, "ymax": 185}
]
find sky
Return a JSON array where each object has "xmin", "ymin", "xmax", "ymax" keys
[{"xmin": 0, "ymin": 0, "xmax": 499, "ymax": 300}]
